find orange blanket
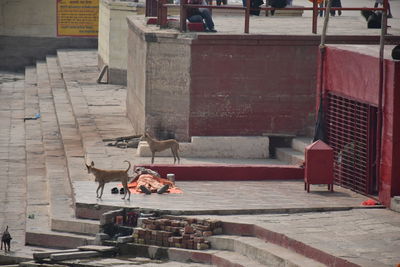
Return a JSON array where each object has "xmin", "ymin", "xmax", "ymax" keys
[{"xmin": 124, "ymin": 174, "xmax": 182, "ymax": 194}]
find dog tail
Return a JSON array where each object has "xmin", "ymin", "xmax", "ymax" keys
[{"xmin": 124, "ymin": 160, "xmax": 131, "ymax": 172}]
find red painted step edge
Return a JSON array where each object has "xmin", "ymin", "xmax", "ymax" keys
[{"xmin": 135, "ymin": 164, "xmax": 304, "ymax": 181}]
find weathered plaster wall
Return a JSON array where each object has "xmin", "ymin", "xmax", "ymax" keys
[
  {"xmin": 0, "ymin": 0, "xmax": 56, "ymax": 37},
  {"xmin": 98, "ymin": 0, "xmax": 139, "ymax": 84},
  {"xmin": 0, "ymin": 0, "xmax": 97, "ymax": 71},
  {"xmin": 127, "ymin": 17, "xmax": 191, "ymax": 140},
  {"xmin": 127, "ymin": 18, "xmax": 147, "ymax": 136},
  {"xmin": 189, "ymin": 36, "xmax": 317, "ymax": 137},
  {"xmin": 98, "ymin": 0, "xmax": 111, "ymax": 68},
  {"xmin": 126, "ymin": 17, "xmax": 318, "ymax": 141}
]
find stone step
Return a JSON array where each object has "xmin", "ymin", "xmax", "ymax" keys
[
  {"xmin": 24, "ymin": 65, "xmax": 52, "ymax": 239},
  {"xmin": 35, "ymin": 60, "xmax": 75, "ymax": 222},
  {"xmin": 212, "ymin": 250, "xmax": 269, "ymax": 266},
  {"xmin": 291, "ymin": 136, "xmax": 313, "ymax": 153},
  {"xmin": 207, "ymin": 235, "xmax": 325, "ymax": 267},
  {"xmin": 137, "ymin": 136, "xmax": 270, "ymax": 159},
  {"xmin": 391, "ymin": 196, "xmax": 400, "ymax": 213},
  {"xmin": 56, "ymin": 50, "xmax": 106, "ymax": 163},
  {"xmin": 24, "ymin": 61, "xmax": 100, "ymax": 249},
  {"xmin": 51, "ymin": 217, "xmax": 100, "ymax": 236},
  {"xmin": 56, "ymin": 49, "xmax": 133, "ymax": 170},
  {"xmin": 43, "ymin": 57, "xmax": 103, "ymax": 234},
  {"xmin": 45, "ymin": 55, "xmax": 88, "ymax": 183},
  {"xmin": 276, "ymin": 147, "xmax": 304, "ymax": 165},
  {"xmin": 112, "ymin": 242, "xmax": 270, "ymax": 266},
  {"xmin": 25, "ymin": 230, "xmax": 95, "ymax": 249}
]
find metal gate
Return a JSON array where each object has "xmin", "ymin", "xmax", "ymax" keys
[{"xmin": 326, "ymin": 92, "xmax": 378, "ymax": 195}]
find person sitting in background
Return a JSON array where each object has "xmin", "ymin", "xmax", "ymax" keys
[
  {"xmin": 269, "ymin": 0, "xmax": 286, "ymax": 15},
  {"xmin": 374, "ymin": 0, "xmax": 393, "ymax": 18},
  {"xmin": 242, "ymin": 0, "xmax": 264, "ymax": 16},
  {"xmin": 187, "ymin": 0, "xmax": 217, "ymax": 32},
  {"xmin": 330, "ymin": 0, "xmax": 342, "ymax": 16}
]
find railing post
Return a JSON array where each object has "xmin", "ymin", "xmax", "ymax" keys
[
  {"xmin": 312, "ymin": 0, "xmax": 318, "ymax": 34},
  {"xmin": 158, "ymin": 0, "xmax": 168, "ymax": 28},
  {"xmin": 244, "ymin": 0, "xmax": 250, "ymax": 33},
  {"xmin": 180, "ymin": 0, "xmax": 187, "ymax": 32},
  {"xmin": 146, "ymin": 0, "xmax": 158, "ymax": 17},
  {"xmin": 383, "ymin": 0, "xmax": 388, "ymax": 35}
]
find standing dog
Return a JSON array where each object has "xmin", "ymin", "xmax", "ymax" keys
[
  {"xmin": 141, "ymin": 132, "xmax": 180, "ymax": 164},
  {"xmin": 85, "ymin": 160, "xmax": 131, "ymax": 200},
  {"xmin": 1, "ymin": 226, "xmax": 12, "ymax": 252}
]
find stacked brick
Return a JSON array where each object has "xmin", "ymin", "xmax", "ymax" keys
[{"xmin": 132, "ymin": 217, "xmax": 223, "ymax": 250}]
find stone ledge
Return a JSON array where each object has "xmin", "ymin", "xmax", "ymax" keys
[{"xmin": 137, "ymin": 136, "xmax": 269, "ymax": 159}]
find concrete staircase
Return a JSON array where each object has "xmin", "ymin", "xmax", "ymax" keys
[
  {"xmin": 13, "ymin": 49, "xmax": 326, "ymax": 266},
  {"xmin": 24, "ymin": 57, "xmax": 99, "ymax": 250},
  {"xmin": 276, "ymin": 137, "xmax": 313, "ymax": 165},
  {"xmin": 207, "ymin": 235, "xmax": 324, "ymax": 267}
]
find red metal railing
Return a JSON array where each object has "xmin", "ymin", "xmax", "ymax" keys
[
  {"xmin": 326, "ymin": 92, "xmax": 377, "ymax": 195},
  {"xmin": 146, "ymin": 0, "xmax": 389, "ymax": 34}
]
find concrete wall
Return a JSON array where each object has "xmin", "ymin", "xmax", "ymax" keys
[
  {"xmin": 127, "ymin": 17, "xmax": 191, "ymax": 140},
  {"xmin": 0, "ymin": 35, "xmax": 97, "ymax": 71},
  {"xmin": 127, "ymin": 17, "xmax": 318, "ymax": 141},
  {"xmin": 0, "ymin": 0, "xmax": 97, "ymax": 71},
  {"xmin": 189, "ymin": 36, "xmax": 317, "ymax": 137},
  {"xmin": 0, "ymin": 0, "xmax": 56, "ymax": 37},
  {"xmin": 98, "ymin": 0, "xmax": 140, "ymax": 85}
]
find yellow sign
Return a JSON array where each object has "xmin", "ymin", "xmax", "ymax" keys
[{"xmin": 57, "ymin": 0, "xmax": 99, "ymax": 37}]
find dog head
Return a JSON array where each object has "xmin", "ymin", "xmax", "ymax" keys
[{"xmin": 85, "ymin": 161, "xmax": 95, "ymax": 174}]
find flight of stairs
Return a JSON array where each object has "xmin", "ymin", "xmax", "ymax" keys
[
  {"xmin": 24, "ymin": 55, "xmax": 100, "ymax": 250},
  {"xmin": 8, "ymin": 49, "xmax": 327, "ymax": 266}
]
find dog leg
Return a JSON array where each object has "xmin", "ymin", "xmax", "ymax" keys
[
  {"xmin": 171, "ymin": 148, "xmax": 176, "ymax": 164},
  {"xmin": 123, "ymin": 183, "xmax": 131, "ymax": 200},
  {"xmin": 176, "ymin": 149, "xmax": 180, "ymax": 163},
  {"xmin": 96, "ymin": 183, "xmax": 102, "ymax": 198},
  {"xmin": 99, "ymin": 183, "xmax": 105, "ymax": 198},
  {"xmin": 121, "ymin": 181, "xmax": 129, "ymax": 200},
  {"xmin": 151, "ymin": 152, "xmax": 155, "ymax": 164}
]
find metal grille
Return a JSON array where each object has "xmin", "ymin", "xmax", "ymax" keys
[{"xmin": 326, "ymin": 92, "xmax": 377, "ymax": 195}]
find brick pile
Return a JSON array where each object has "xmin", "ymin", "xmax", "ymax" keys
[{"xmin": 132, "ymin": 217, "xmax": 223, "ymax": 250}]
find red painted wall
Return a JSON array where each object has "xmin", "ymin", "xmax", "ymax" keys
[
  {"xmin": 323, "ymin": 45, "xmax": 400, "ymax": 206},
  {"xmin": 189, "ymin": 36, "xmax": 318, "ymax": 137}
]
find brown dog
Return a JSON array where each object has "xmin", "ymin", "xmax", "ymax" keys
[
  {"xmin": 85, "ymin": 160, "xmax": 131, "ymax": 200},
  {"xmin": 140, "ymin": 132, "xmax": 180, "ymax": 164},
  {"xmin": 1, "ymin": 226, "xmax": 11, "ymax": 252}
]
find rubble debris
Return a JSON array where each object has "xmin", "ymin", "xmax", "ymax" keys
[
  {"xmin": 132, "ymin": 217, "xmax": 222, "ymax": 250},
  {"xmin": 103, "ymin": 135, "xmax": 141, "ymax": 149}
]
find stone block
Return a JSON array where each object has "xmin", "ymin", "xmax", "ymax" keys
[
  {"xmin": 50, "ymin": 251, "xmax": 100, "ymax": 261},
  {"xmin": 78, "ymin": 245, "xmax": 118, "ymax": 252},
  {"xmin": 117, "ymin": 236, "xmax": 134, "ymax": 243},
  {"xmin": 137, "ymin": 136, "xmax": 269, "ymax": 159},
  {"xmin": 33, "ymin": 249, "xmax": 79, "ymax": 260}
]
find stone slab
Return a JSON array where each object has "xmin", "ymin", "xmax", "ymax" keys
[
  {"xmin": 78, "ymin": 245, "xmax": 118, "ymax": 252},
  {"xmin": 50, "ymin": 251, "xmax": 100, "ymax": 261}
]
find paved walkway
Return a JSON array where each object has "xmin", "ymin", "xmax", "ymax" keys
[
  {"xmin": 0, "ymin": 72, "xmax": 29, "ymax": 255},
  {"xmin": 197, "ymin": 208, "xmax": 400, "ymax": 267}
]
